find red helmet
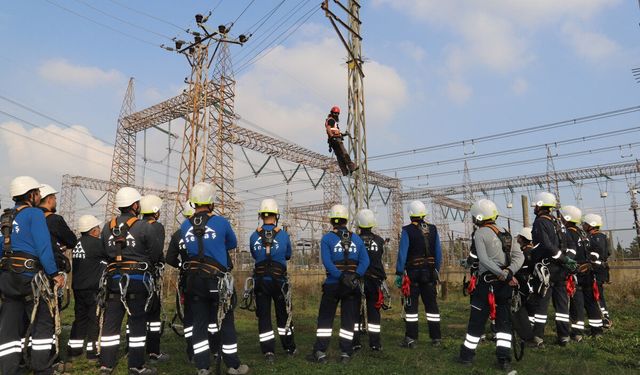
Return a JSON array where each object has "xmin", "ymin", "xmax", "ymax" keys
[{"xmin": 330, "ymin": 106, "xmax": 340, "ymax": 114}]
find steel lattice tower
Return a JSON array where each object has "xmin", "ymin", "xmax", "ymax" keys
[
  {"xmin": 208, "ymin": 40, "xmax": 237, "ymax": 221},
  {"xmin": 105, "ymin": 78, "xmax": 136, "ymax": 219},
  {"xmin": 174, "ymin": 39, "xmax": 211, "ymax": 223}
]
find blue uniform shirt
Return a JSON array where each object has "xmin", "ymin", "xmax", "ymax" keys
[
  {"xmin": 396, "ymin": 223, "xmax": 442, "ymax": 275},
  {"xmin": 181, "ymin": 214, "xmax": 237, "ymax": 270},
  {"xmin": 0, "ymin": 205, "xmax": 57, "ymax": 276},
  {"xmin": 320, "ymin": 230, "xmax": 369, "ymax": 285},
  {"xmin": 249, "ymin": 224, "xmax": 292, "ymax": 280}
]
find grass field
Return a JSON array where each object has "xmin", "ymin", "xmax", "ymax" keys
[{"xmin": 61, "ymin": 283, "xmax": 640, "ymax": 375}]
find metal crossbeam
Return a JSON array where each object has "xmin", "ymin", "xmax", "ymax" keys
[{"xmin": 402, "ymin": 160, "xmax": 640, "ymax": 201}]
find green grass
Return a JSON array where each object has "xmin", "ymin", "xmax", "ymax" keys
[{"xmin": 61, "ymin": 287, "xmax": 640, "ymax": 375}]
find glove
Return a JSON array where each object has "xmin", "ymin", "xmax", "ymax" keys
[
  {"xmin": 395, "ymin": 275, "xmax": 403, "ymax": 288},
  {"xmin": 499, "ymin": 268, "xmax": 513, "ymax": 282},
  {"xmin": 563, "ymin": 257, "xmax": 578, "ymax": 272},
  {"xmin": 340, "ymin": 272, "xmax": 359, "ymax": 290}
]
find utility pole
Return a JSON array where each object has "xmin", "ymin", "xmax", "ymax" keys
[
  {"xmin": 546, "ymin": 145, "xmax": 561, "ymax": 206},
  {"xmin": 322, "ymin": 0, "xmax": 369, "ymax": 224},
  {"xmin": 628, "ymin": 182, "xmax": 640, "ymax": 241},
  {"xmin": 163, "ymin": 13, "xmax": 247, "ymax": 224}
]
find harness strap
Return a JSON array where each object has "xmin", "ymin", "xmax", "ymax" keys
[
  {"xmin": 1, "ymin": 205, "xmax": 28, "ymax": 254},
  {"xmin": 109, "ymin": 216, "xmax": 139, "ymax": 262}
]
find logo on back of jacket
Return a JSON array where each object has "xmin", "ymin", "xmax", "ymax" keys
[
  {"xmin": 184, "ymin": 226, "xmax": 217, "ymax": 243},
  {"xmin": 366, "ymin": 241, "xmax": 379, "ymax": 253},
  {"xmin": 333, "ymin": 242, "xmax": 357, "ymax": 254},
  {"xmin": 253, "ymin": 239, "xmax": 279, "ymax": 252},
  {"xmin": 72, "ymin": 243, "xmax": 86, "ymax": 259},
  {"xmin": 107, "ymin": 232, "xmax": 136, "ymax": 248}
]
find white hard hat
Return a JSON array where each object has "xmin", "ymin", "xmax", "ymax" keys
[
  {"xmin": 532, "ymin": 192, "xmax": 557, "ymax": 208},
  {"xmin": 583, "ymin": 213, "xmax": 603, "ymax": 228},
  {"xmin": 115, "ymin": 186, "xmax": 142, "ymax": 208},
  {"xmin": 140, "ymin": 194, "xmax": 163, "ymax": 214},
  {"xmin": 408, "ymin": 200, "xmax": 427, "ymax": 217},
  {"xmin": 258, "ymin": 198, "xmax": 279, "ymax": 215},
  {"xmin": 10, "ymin": 176, "xmax": 43, "ymax": 198},
  {"xmin": 78, "ymin": 214, "xmax": 102, "ymax": 233},
  {"xmin": 189, "ymin": 182, "xmax": 215, "ymax": 205},
  {"xmin": 470, "ymin": 199, "xmax": 499, "ymax": 222},
  {"xmin": 356, "ymin": 209, "xmax": 376, "ymax": 228},
  {"xmin": 561, "ymin": 205, "xmax": 582, "ymax": 224},
  {"xmin": 182, "ymin": 201, "xmax": 195, "ymax": 218},
  {"xmin": 517, "ymin": 227, "xmax": 533, "ymax": 241},
  {"xmin": 329, "ymin": 204, "xmax": 349, "ymax": 221},
  {"xmin": 39, "ymin": 184, "xmax": 58, "ymax": 199}
]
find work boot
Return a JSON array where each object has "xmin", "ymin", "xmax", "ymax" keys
[
  {"xmin": 286, "ymin": 348, "xmax": 298, "ymax": 357},
  {"xmin": 352, "ymin": 343, "xmax": 362, "ymax": 352},
  {"xmin": 571, "ymin": 334, "xmax": 584, "ymax": 343},
  {"xmin": 370, "ymin": 345, "xmax": 383, "ymax": 352},
  {"xmin": 432, "ymin": 339, "xmax": 442, "ymax": 347},
  {"xmin": 348, "ymin": 162, "xmax": 358, "ymax": 174},
  {"xmin": 197, "ymin": 370, "xmax": 211, "ymax": 375},
  {"xmin": 454, "ymin": 356, "xmax": 473, "ymax": 367},
  {"xmin": 526, "ymin": 336, "xmax": 544, "ymax": 348},
  {"xmin": 339, "ymin": 352, "xmax": 351, "ymax": 364},
  {"xmin": 149, "ymin": 352, "xmax": 170, "ymax": 363},
  {"xmin": 557, "ymin": 337, "xmax": 570, "ymax": 347},
  {"xmin": 227, "ymin": 364, "xmax": 249, "ymax": 375},
  {"xmin": 603, "ymin": 316, "xmax": 612, "ymax": 329},
  {"xmin": 264, "ymin": 352, "xmax": 275, "ymax": 364},
  {"xmin": 306, "ymin": 350, "xmax": 328, "ymax": 364},
  {"xmin": 99, "ymin": 366, "xmax": 113, "ymax": 375},
  {"xmin": 497, "ymin": 359, "xmax": 512, "ymax": 371},
  {"xmin": 399, "ymin": 337, "xmax": 415, "ymax": 348},
  {"xmin": 128, "ymin": 367, "xmax": 157, "ymax": 375}
]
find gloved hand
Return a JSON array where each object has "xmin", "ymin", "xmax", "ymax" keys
[
  {"xmin": 498, "ymin": 268, "xmax": 513, "ymax": 282},
  {"xmin": 563, "ymin": 257, "xmax": 578, "ymax": 272},
  {"xmin": 340, "ymin": 272, "xmax": 359, "ymax": 290},
  {"xmin": 395, "ymin": 274, "xmax": 403, "ymax": 288}
]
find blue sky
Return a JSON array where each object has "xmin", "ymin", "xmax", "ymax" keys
[{"xmin": 1, "ymin": 1, "xmax": 639, "ymax": 246}]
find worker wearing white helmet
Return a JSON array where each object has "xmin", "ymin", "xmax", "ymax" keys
[
  {"xmin": 248, "ymin": 199, "xmax": 296, "ymax": 362},
  {"xmin": 179, "ymin": 182, "xmax": 249, "ymax": 375},
  {"xmin": 510, "ymin": 227, "xmax": 541, "ymax": 348},
  {"xmin": 457, "ymin": 199, "xmax": 523, "ymax": 371},
  {"xmin": 37, "ymin": 183, "xmax": 76, "ymax": 275},
  {"xmin": 529, "ymin": 192, "xmax": 577, "ymax": 348},
  {"xmin": 67, "ymin": 215, "xmax": 104, "ymax": 361},
  {"xmin": 395, "ymin": 200, "xmax": 443, "ymax": 348},
  {"xmin": 166, "ymin": 202, "xmax": 197, "ymax": 363},
  {"xmin": 139, "ymin": 194, "xmax": 169, "ymax": 363},
  {"xmin": 98, "ymin": 186, "xmax": 163, "ymax": 374},
  {"xmin": 0, "ymin": 176, "xmax": 65, "ymax": 374},
  {"xmin": 351, "ymin": 209, "xmax": 387, "ymax": 351},
  {"xmin": 582, "ymin": 213, "xmax": 611, "ymax": 330},
  {"xmin": 308, "ymin": 204, "xmax": 369, "ymax": 364}
]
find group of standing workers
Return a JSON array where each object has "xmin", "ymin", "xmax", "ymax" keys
[{"xmin": 0, "ymin": 174, "xmax": 612, "ymax": 374}]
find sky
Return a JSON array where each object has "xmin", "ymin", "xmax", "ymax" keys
[{"xmin": 1, "ymin": 0, "xmax": 639, "ymax": 247}]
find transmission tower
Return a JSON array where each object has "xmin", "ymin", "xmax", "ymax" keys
[
  {"xmin": 167, "ymin": 15, "xmax": 246, "ymax": 225},
  {"xmin": 105, "ymin": 78, "xmax": 136, "ymax": 219},
  {"xmin": 323, "ymin": 0, "xmax": 369, "ymax": 223},
  {"xmin": 546, "ymin": 145, "xmax": 561, "ymax": 205}
]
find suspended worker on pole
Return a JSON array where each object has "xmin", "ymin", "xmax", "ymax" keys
[{"xmin": 325, "ymin": 106, "xmax": 358, "ymax": 176}]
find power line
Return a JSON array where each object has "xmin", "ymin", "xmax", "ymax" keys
[
  {"xmin": 369, "ymin": 105, "xmax": 640, "ymax": 161},
  {"xmin": 43, "ymin": 0, "xmax": 160, "ymax": 47},
  {"xmin": 376, "ymin": 126, "xmax": 640, "ymax": 174},
  {"xmin": 233, "ymin": 0, "xmax": 257, "ymax": 25},
  {"xmin": 244, "ymin": 0, "xmax": 287, "ymax": 35},
  {"xmin": 72, "ymin": 0, "xmax": 175, "ymax": 40},
  {"xmin": 400, "ymin": 142, "xmax": 640, "ymax": 183},
  {"xmin": 107, "ymin": 0, "xmax": 189, "ymax": 32},
  {"xmin": 237, "ymin": 4, "xmax": 320, "ymax": 74}
]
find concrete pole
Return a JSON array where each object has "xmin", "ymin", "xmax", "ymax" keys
[{"xmin": 521, "ymin": 195, "xmax": 530, "ymax": 227}]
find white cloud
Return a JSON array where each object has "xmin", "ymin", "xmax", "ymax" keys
[
  {"xmin": 511, "ymin": 77, "xmax": 529, "ymax": 95},
  {"xmin": 373, "ymin": 0, "xmax": 620, "ymax": 102},
  {"xmin": 446, "ymin": 79, "xmax": 472, "ymax": 104},
  {"xmin": 234, "ymin": 37, "xmax": 408, "ymax": 150},
  {"xmin": 562, "ymin": 23, "xmax": 620, "ymax": 61},
  {"xmin": 0, "ymin": 121, "xmax": 112, "ymax": 192},
  {"xmin": 398, "ymin": 41, "xmax": 427, "ymax": 62},
  {"xmin": 38, "ymin": 58, "xmax": 124, "ymax": 87}
]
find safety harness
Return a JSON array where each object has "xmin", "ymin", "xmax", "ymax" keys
[
  {"xmin": 182, "ymin": 212, "xmax": 227, "ymax": 277},
  {"xmin": 253, "ymin": 226, "xmax": 286, "ymax": 278},
  {"xmin": 0, "ymin": 206, "xmax": 44, "ymax": 274},
  {"xmin": 407, "ymin": 221, "xmax": 436, "ymax": 269},
  {"xmin": 332, "ymin": 229, "xmax": 358, "ymax": 274}
]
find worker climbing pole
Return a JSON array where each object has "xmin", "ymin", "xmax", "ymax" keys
[{"xmin": 322, "ymin": 0, "xmax": 369, "ymax": 220}]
